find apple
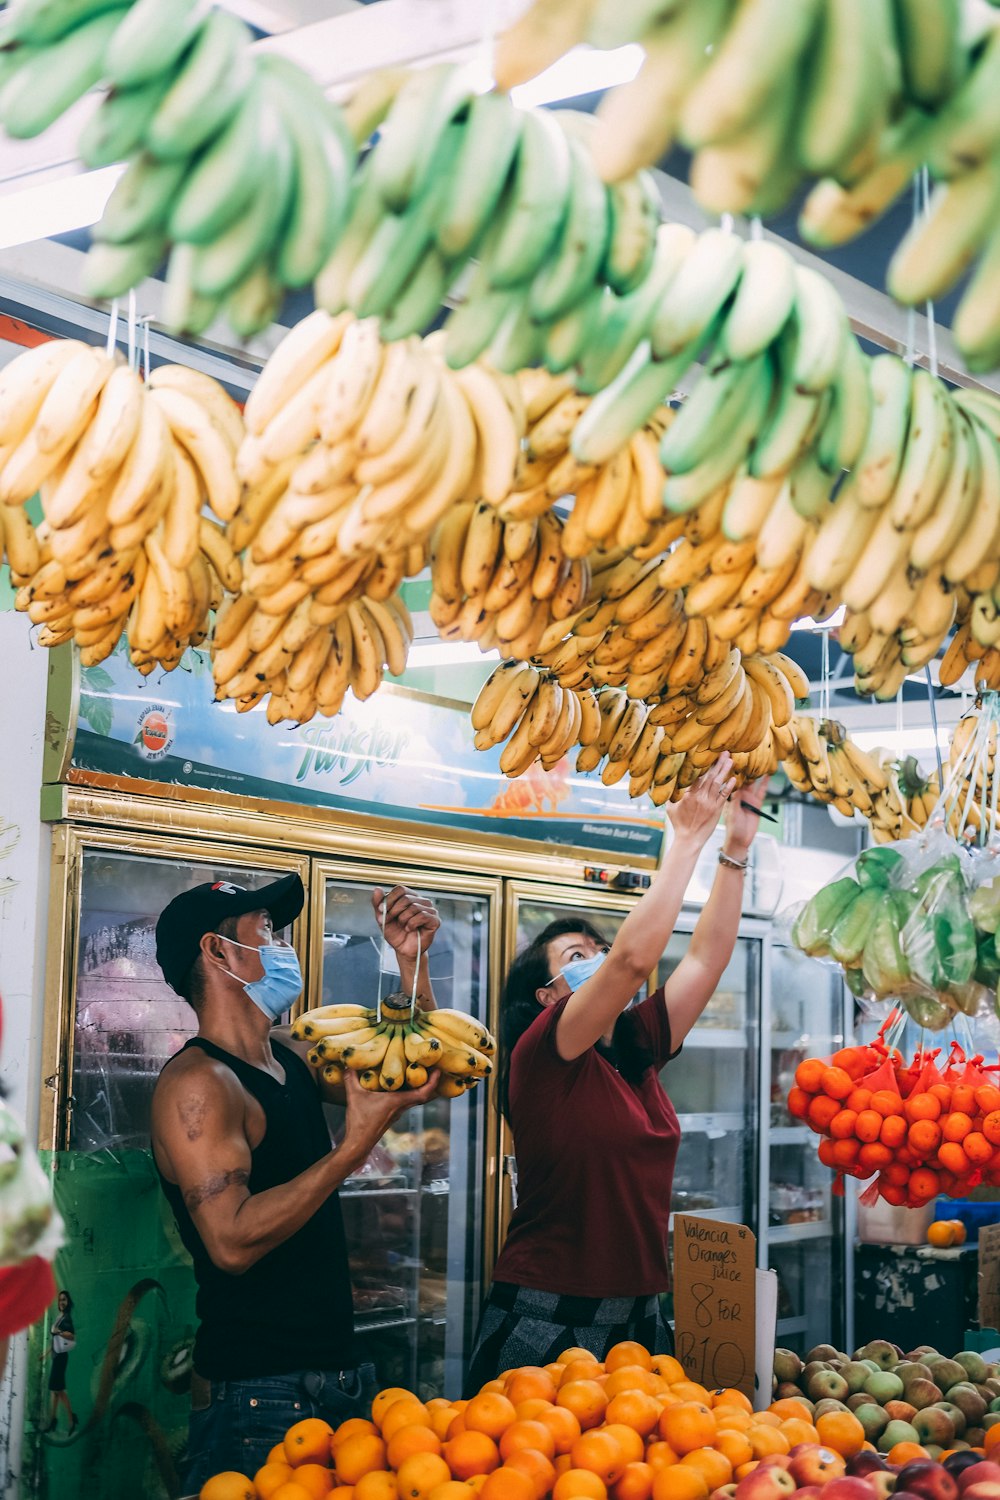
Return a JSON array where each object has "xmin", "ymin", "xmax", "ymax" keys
[
  {"xmin": 871, "ymin": 1472, "xmax": 899, "ymax": 1500},
  {"xmin": 986, "ymin": 1382, "xmax": 1000, "ymax": 1398},
  {"xmin": 944, "ymin": 1457, "xmax": 984, "ymax": 1481},
  {"xmin": 899, "ymin": 1365, "xmax": 937, "ymax": 1388},
  {"xmin": 957, "ymin": 1463, "xmax": 1000, "ymax": 1492},
  {"xmin": 735, "ymin": 1465, "xmax": 798, "ymax": 1500},
  {"xmin": 788, "ymin": 1445, "xmax": 847, "ymax": 1487},
  {"xmin": 957, "ymin": 1485, "xmax": 1000, "ymax": 1500},
  {"xmin": 939, "ymin": 1404, "xmax": 969, "ymax": 1438},
  {"xmin": 866, "ymin": 1373, "xmax": 906, "ymax": 1404},
  {"xmin": 842, "ymin": 1362, "xmax": 878, "ymax": 1396},
  {"xmin": 850, "ymin": 1395, "xmax": 878, "ymax": 1414},
  {"xmin": 806, "ymin": 1362, "xmax": 838, "ymax": 1384},
  {"xmin": 927, "ymin": 1451, "xmax": 945, "ymax": 1463},
  {"xmin": 709, "ymin": 1487, "xmax": 738, "ymax": 1500},
  {"xmin": 861, "ymin": 1343, "xmax": 901, "ymax": 1371},
  {"xmin": 775, "ymin": 1350, "xmax": 804, "ymax": 1384},
  {"xmin": 906, "ymin": 1382, "xmax": 945, "ymax": 1412},
  {"xmin": 809, "ymin": 1346, "xmax": 844, "ymax": 1364},
  {"xmin": 811, "ymin": 1372, "xmax": 851, "ymax": 1403},
  {"xmin": 933, "ymin": 1362, "xmax": 971, "ymax": 1393},
  {"xmin": 894, "ymin": 1460, "xmax": 958, "ymax": 1500},
  {"xmin": 885, "ymin": 1403, "xmax": 919, "ymax": 1425},
  {"xmin": 908, "ymin": 1348, "xmax": 940, "ymax": 1361},
  {"xmin": 814, "ymin": 1400, "xmax": 853, "ymax": 1420},
  {"xmin": 948, "ymin": 1386, "xmax": 988, "ymax": 1426},
  {"xmin": 855, "ymin": 1407, "xmax": 891, "ymax": 1442},
  {"xmin": 823, "ymin": 1479, "xmax": 881, "ymax": 1500},
  {"xmin": 967, "ymin": 1431, "xmax": 986, "ymax": 1450},
  {"xmin": 758, "ymin": 1455, "xmax": 794, "ymax": 1472},
  {"xmin": 777, "ymin": 1383, "xmax": 808, "ymax": 1401},
  {"xmin": 912, "ymin": 1408, "xmax": 956, "ymax": 1447},
  {"xmin": 985, "ymin": 1415, "xmax": 1000, "ymax": 1430},
  {"xmin": 793, "ymin": 1489, "xmax": 824, "ymax": 1500},
  {"xmin": 877, "ymin": 1421, "xmax": 921, "ymax": 1454},
  {"xmin": 956, "ymin": 1354, "xmax": 990, "ymax": 1385}
]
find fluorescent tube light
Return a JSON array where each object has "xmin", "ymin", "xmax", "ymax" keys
[
  {"xmin": 406, "ymin": 641, "xmax": 501, "ymax": 668},
  {"xmin": 510, "ymin": 44, "xmax": 643, "ymax": 106}
]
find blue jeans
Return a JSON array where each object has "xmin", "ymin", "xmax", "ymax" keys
[{"xmin": 183, "ymin": 1364, "xmax": 377, "ymax": 1494}]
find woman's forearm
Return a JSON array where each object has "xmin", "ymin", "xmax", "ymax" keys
[{"xmin": 611, "ymin": 833, "xmax": 703, "ymax": 979}]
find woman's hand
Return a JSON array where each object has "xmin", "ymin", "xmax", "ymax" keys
[
  {"xmin": 666, "ymin": 754, "xmax": 737, "ymax": 851},
  {"xmin": 371, "ymin": 885, "xmax": 441, "ymax": 961},
  {"xmin": 722, "ymin": 775, "xmax": 769, "ymax": 857}
]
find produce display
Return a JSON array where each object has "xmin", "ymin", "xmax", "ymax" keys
[
  {"xmin": 782, "ymin": 717, "xmax": 910, "ymax": 838},
  {"xmin": 772, "ymin": 1339, "xmax": 1000, "ymax": 1456},
  {"xmin": 291, "ymin": 997, "xmax": 495, "ymax": 1098},
  {"xmin": 789, "ymin": 1032, "xmax": 1000, "ymax": 1203},
  {"xmin": 0, "ymin": 340, "xmax": 243, "ymax": 670},
  {"xmin": 493, "ymin": 0, "xmax": 1000, "ymax": 374},
  {"xmin": 197, "ymin": 1344, "xmax": 1000, "ymax": 1500}
]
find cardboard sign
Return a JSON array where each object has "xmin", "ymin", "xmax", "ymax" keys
[
  {"xmin": 979, "ymin": 1224, "xmax": 1000, "ymax": 1330},
  {"xmin": 673, "ymin": 1215, "xmax": 757, "ymax": 1401}
]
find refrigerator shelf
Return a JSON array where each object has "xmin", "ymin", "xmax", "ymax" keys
[
  {"xmin": 355, "ymin": 1313, "xmax": 417, "ymax": 1335},
  {"xmin": 342, "ymin": 1185, "xmax": 418, "ymax": 1199},
  {"xmin": 684, "ymin": 1030, "xmax": 748, "ymax": 1050},
  {"xmin": 676, "ymin": 1112, "xmax": 743, "ymax": 1132},
  {"xmin": 769, "ymin": 1220, "xmax": 833, "ymax": 1244},
  {"xmin": 771, "ymin": 1032, "xmax": 839, "ymax": 1049},
  {"xmin": 769, "ymin": 1127, "xmax": 812, "ymax": 1145}
]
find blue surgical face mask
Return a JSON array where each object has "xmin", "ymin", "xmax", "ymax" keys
[
  {"xmin": 559, "ymin": 950, "xmax": 607, "ymax": 992},
  {"xmin": 218, "ymin": 937, "xmax": 303, "ymax": 1020}
]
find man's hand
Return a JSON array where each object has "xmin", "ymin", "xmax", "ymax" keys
[
  {"xmin": 372, "ymin": 885, "xmax": 441, "ymax": 961},
  {"xmin": 342, "ymin": 1067, "xmax": 440, "ymax": 1163}
]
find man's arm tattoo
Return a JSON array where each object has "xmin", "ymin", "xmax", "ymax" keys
[{"xmin": 183, "ymin": 1168, "xmax": 249, "ymax": 1213}]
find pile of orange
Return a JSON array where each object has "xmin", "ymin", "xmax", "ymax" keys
[
  {"xmin": 787, "ymin": 1042, "xmax": 1000, "ymax": 1207},
  {"xmin": 197, "ymin": 1341, "xmax": 954, "ymax": 1500}
]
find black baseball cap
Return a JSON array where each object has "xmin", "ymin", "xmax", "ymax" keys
[{"xmin": 155, "ymin": 872, "xmax": 304, "ymax": 993}]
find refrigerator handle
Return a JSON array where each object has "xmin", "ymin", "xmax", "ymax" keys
[{"xmin": 503, "ymin": 1154, "xmax": 518, "ymax": 1210}]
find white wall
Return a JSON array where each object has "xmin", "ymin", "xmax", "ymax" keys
[{"xmin": 0, "ymin": 611, "xmax": 53, "ymax": 1497}]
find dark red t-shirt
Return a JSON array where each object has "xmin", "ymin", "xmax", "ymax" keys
[{"xmin": 493, "ymin": 989, "xmax": 681, "ymax": 1299}]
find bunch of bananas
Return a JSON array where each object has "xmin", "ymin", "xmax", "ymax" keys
[
  {"xmin": 0, "ymin": 341, "xmax": 242, "ymax": 668},
  {"xmin": 290, "ymin": 998, "xmax": 495, "ymax": 1099},
  {"xmin": 211, "ymin": 590, "xmax": 413, "ymax": 726},
  {"xmin": 0, "ymin": 0, "xmax": 357, "ymax": 335},
  {"xmin": 782, "ymin": 715, "xmax": 906, "ymax": 837},
  {"xmin": 940, "ymin": 618, "xmax": 1000, "ymax": 692},
  {"xmin": 473, "ymin": 665, "xmax": 601, "ymax": 777}
]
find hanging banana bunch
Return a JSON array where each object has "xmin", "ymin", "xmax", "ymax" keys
[{"xmin": 291, "ymin": 997, "xmax": 495, "ymax": 1098}]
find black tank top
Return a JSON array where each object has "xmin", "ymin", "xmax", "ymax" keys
[{"xmin": 156, "ymin": 1037, "xmax": 354, "ymax": 1380}]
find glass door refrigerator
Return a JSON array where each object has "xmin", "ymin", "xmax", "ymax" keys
[
  {"xmin": 310, "ymin": 863, "xmax": 502, "ymax": 1403},
  {"xmin": 762, "ymin": 942, "xmax": 852, "ymax": 1355}
]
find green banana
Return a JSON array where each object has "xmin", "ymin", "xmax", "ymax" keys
[
  {"xmin": 482, "ymin": 106, "xmax": 572, "ymax": 289},
  {"xmin": 489, "ymin": 300, "xmax": 548, "ymax": 376},
  {"xmin": 161, "ymin": 243, "xmax": 220, "ymax": 336},
  {"xmin": 748, "ymin": 335, "xmax": 824, "ymax": 479},
  {"xmin": 894, "ymin": 0, "xmax": 963, "ymax": 112},
  {"xmin": 817, "ymin": 332, "xmax": 872, "ymax": 475},
  {"xmin": 790, "ymin": 265, "xmax": 847, "ymax": 394},
  {"xmin": 104, "ymin": 0, "xmax": 205, "ymax": 87},
  {"xmin": 435, "ymin": 89, "xmax": 522, "ymax": 261},
  {"xmin": 94, "ymin": 150, "xmax": 188, "ymax": 243},
  {"xmin": 719, "ymin": 240, "xmax": 796, "ymax": 363},
  {"xmin": 83, "ymin": 233, "xmax": 167, "ymax": 299},
  {"xmin": 0, "ymin": 8, "xmax": 124, "ymax": 138},
  {"xmin": 312, "ymin": 157, "xmax": 384, "ymax": 316},
  {"xmin": 442, "ymin": 262, "xmax": 520, "ymax": 370},
  {"xmin": 378, "ymin": 248, "xmax": 452, "ymax": 342},
  {"xmin": 7, "ymin": 0, "xmax": 123, "ymax": 44},
  {"xmin": 650, "ymin": 227, "xmax": 743, "ymax": 360},
  {"xmin": 191, "ymin": 121, "xmax": 294, "ymax": 298},
  {"xmin": 225, "ymin": 262, "xmax": 283, "ymax": 339},
  {"xmin": 577, "ymin": 222, "xmax": 692, "ymax": 395},
  {"xmin": 797, "ymin": 0, "xmax": 887, "ymax": 176},
  {"xmin": 661, "ymin": 353, "xmax": 768, "ymax": 476},
  {"xmin": 787, "ymin": 449, "xmax": 835, "ymax": 519},
  {"xmin": 542, "ymin": 287, "xmax": 605, "ymax": 376},
  {"xmin": 370, "ymin": 61, "xmax": 474, "ymax": 214},
  {"xmin": 953, "ymin": 218, "xmax": 1000, "ymax": 370},
  {"xmin": 587, "ymin": 0, "xmax": 690, "ymax": 48},
  {"xmin": 927, "ymin": 26, "xmax": 1000, "ymax": 178},
  {"xmin": 602, "ymin": 168, "xmax": 660, "ymax": 295},
  {"xmin": 887, "ymin": 158, "xmax": 1000, "ymax": 305},
  {"xmin": 259, "ymin": 55, "xmax": 355, "ymax": 289},
  {"xmin": 854, "ymin": 353, "xmax": 912, "ymax": 507},
  {"xmin": 528, "ymin": 137, "xmax": 610, "ymax": 323},
  {"xmin": 571, "ymin": 340, "xmax": 685, "ymax": 466},
  {"xmin": 798, "ymin": 111, "xmax": 935, "ymax": 249},
  {"xmin": 78, "ymin": 73, "xmax": 170, "ymax": 168},
  {"xmin": 168, "ymin": 83, "xmax": 270, "ymax": 245},
  {"xmin": 662, "ymin": 360, "xmax": 774, "ymax": 513},
  {"xmin": 689, "ymin": 64, "xmax": 798, "ymax": 217},
  {"xmin": 886, "ymin": 367, "xmax": 956, "ymax": 530},
  {"xmin": 146, "ymin": 9, "xmax": 254, "ymax": 161}
]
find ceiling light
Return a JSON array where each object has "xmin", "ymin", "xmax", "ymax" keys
[
  {"xmin": 510, "ymin": 44, "xmax": 643, "ymax": 107},
  {"xmin": 405, "ymin": 641, "xmax": 500, "ymax": 668},
  {"xmin": 851, "ymin": 727, "xmax": 950, "ymax": 754}
]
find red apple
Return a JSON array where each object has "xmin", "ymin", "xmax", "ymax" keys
[
  {"xmin": 794, "ymin": 1489, "xmax": 825, "ymax": 1500},
  {"xmin": 958, "ymin": 1468, "xmax": 1000, "ymax": 1494},
  {"xmin": 709, "ymin": 1488, "xmax": 738, "ymax": 1500},
  {"xmin": 788, "ymin": 1446, "xmax": 847, "ymax": 1486},
  {"xmin": 846, "ymin": 1455, "xmax": 889, "ymax": 1479},
  {"xmin": 735, "ymin": 1467, "xmax": 798, "ymax": 1500},
  {"xmin": 758, "ymin": 1455, "xmax": 793, "ymax": 1473},
  {"xmin": 823, "ymin": 1478, "xmax": 882, "ymax": 1500},
  {"xmin": 894, "ymin": 1461, "xmax": 958, "ymax": 1500},
  {"xmin": 959, "ymin": 1487, "xmax": 1000, "ymax": 1500},
  {"xmin": 946, "ymin": 1458, "xmax": 986, "ymax": 1481},
  {"xmin": 870, "ymin": 1475, "xmax": 898, "ymax": 1500}
]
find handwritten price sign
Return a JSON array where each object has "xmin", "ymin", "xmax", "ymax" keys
[{"xmin": 673, "ymin": 1215, "xmax": 757, "ymax": 1401}]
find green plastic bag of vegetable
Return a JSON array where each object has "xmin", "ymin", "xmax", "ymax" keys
[
  {"xmin": 792, "ymin": 877, "xmax": 862, "ymax": 958},
  {"xmin": 830, "ymin": 886, "xmax": 883, "ymax": 967},
  {"xmin": 856, "ymin": 846, "xmax": 904, "ymax": 889}
]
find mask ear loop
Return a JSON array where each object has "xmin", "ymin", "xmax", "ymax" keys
[
  {"xmin": 378, "ymin": 898, "xmax": 388, "ymax": 1026},
  {"xmin": 411, "ymin": 928, "xmax": 422, "ymax": 1015}
]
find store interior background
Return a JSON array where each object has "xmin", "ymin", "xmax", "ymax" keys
[{"xmin": 3, "ymin": 0, "xmax": 1000, "ymax": 1495}]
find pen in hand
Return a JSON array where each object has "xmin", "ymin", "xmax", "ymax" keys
[{"xmin": 739, "ymin": 799, "xmax": 779, "ymax": 823}]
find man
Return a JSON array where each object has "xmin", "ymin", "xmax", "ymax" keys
[{"xmin": 150, "ymin": 872, "xmax": 440, "ymax": 1491}]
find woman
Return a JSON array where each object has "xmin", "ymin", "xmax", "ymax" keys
[
  {"xmin": 466, "ymin": 753, "xmax": 767, "ymax": 1389},
  {"xmin": 43, "ymin": 1290, "xmax": 77, "ymax": 1434}
]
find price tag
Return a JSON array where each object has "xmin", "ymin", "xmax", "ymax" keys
[{"xmin": 673, "ymin": 1215, "xmax": 757, "ymax": 1402}]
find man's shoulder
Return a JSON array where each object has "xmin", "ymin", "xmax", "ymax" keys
[{"xmin": 153, "ymin": 1042, "xmax": 240, "ymax": 1109}]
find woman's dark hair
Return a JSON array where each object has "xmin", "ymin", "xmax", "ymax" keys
[
  {"xmin": 58, "ymin": 1290, "xmax": 73, "ymax": 1312},
  {"xmin": 498, "ymin": 918, "xmax": 609, "ymax": 1121}
]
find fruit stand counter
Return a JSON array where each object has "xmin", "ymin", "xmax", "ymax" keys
[{"xmin": 855, "ymin": 1244, "xmax": 980, "ymax": 1360}]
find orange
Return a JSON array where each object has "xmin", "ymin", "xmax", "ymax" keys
[
  {"xmin": 465, "ymin": 1396, "xmax": 518, "ymax": 1441},
  {"xmin": 734, "ymin": 1464, "xmax": 759, "ymax": 1483},
  {"xmin": 607, "ymin": 1343, "xmax": 654, "ymax": 1374},
  {"xmin": 751, "ymin": 1413, "xmax": 780, "ymax": 1429},
  {"xmin": 820, "ymin": 1066, "xmax": 854, "ymax": 1100},
  {"xmin": 818, "ymin": 1140, "xmax": 839, "ymax": 1169},
  {"xmin": 857, "ymin": 1142, "xmax": 893, "ymax": 1173},
  {"xmin": 553, "ymin": 1470, "xmax": 608, "ymax": 1500},
  {"xmin": 786, "ymin": 1087, "xmax": 811, "ymax": 1120},
  {"xmin": 606, "ymin": 1367, "xmax": 659, "ymax": 1398},
  {"xmin": 482, "ymin": 1383, "xmax": 508, "ymax": 1397},
  {"xmin": 478, "ymin": 1467, "xmax": 536, "ymax": 1500},
  {"xmin": 710, "ymin": 1409, "xmax": 751, "ymax": 1433},
  {"xmin": 965, "ymin": 1131, "xmax": 994, "ymax": 1165},
  {"xmin": 947, "ymin": 1218, "xmax": 968, "ymax": 1245},
  {"xmin": 272, "ymin": 1485, "xmax": 321, "ymax": 1500},
  {"xmin": 571, "ymin": 1431, "xmax": 627, "ymax": 1486},
  {"xmin": 199, "ymin": 1477, "xmax": 255, "ymax": 1500},
  {"xmin": 887, "ymin": 1443, "xmax": 929, "ymax": 1466},
  {"xmin": 833, "ymin": 1139, "xmax": 861, "ymax": 1168},
  {"xmin": 559, "ymin": 1348, "xmax": 597, "ymax": 1365},
  {"xmin": 614, "ymin": 1462, "xmax": 654, "ymax": 1500},
  {"xmin": 879, "ymin": 1115, "xmax": 907, "ymax": 1149},
  {"xmin": 714, "ymin": 1431, "xmax": 753, "ymax": 1469},
  {"xmin": 430, "ymin": 1486, "xmax": 482, "ymax": 1500},
  {"xmin": 711, "ymin": 1390, "xmax": 752, "ymax": 1415},
  {"xmin": 383, "ymin": 1405, "xmax": 434, "ymax": 1444},
  {"xmin": 927, "ymin": 1220, "xmax": 959, "ymax": 1249},
  {"xmin": 601, "ymin": 1425, "xmax": 645, "ymax": 1467},
  {"xmin": 747, "ymin": 1428, "xmax": 789, "ymax": 1459},
  {"xmin": 908, "ymin": 1120, "xmax": 942, "ymax": 1157},
  {"xmin": 855, "ymin": 1110, "xmax": 883, "ymax": 1143},
  {"xmin": 331, "ymin": 1488, "xmax": 354, "ymax": 1500},
  {"xmin": 680, "ymin": 1449, "xmax": 732, "ymax": 1490},
  {"xmin": 645, "ymin": 1444, "xmax": 680, "ymax": 1473},
  {"xmin": 268, "ymin": 1446, "xmax": 288, "ymax": 1466},
  {"xmin": 557, "ymin": 1381, "xmax": 609, "ymax": 1431},
  {"xmin": 561, "ymin": 1360, "xmax": 605, "ymax": 1387},
  {"xmin": 871, "ymin": 1089, "xmax": 903, "ymax": 1117},
  {"xmin": 335, "ymin": 1423, "xmax": 380, "ymax": 1453},
  {"xmin": 446, "ymin": 1432, "xmax": 502, "ymax": 1480},
  {"xmin": 847, "ymin": 1088, "xmax": 873, "ymax": 1113},
  {"xmin": 909, "ymin": 1167, "xmax": 940, "ymax": 1201},
  {"xmin": 499, "ymin": 1423, "xmax": 556, "ymax": 1463},
  {"xmin": 536, "ymin": 1407, "xmax": 581, "ymax": 1455},
  {"xmin": 506, "ymin": 1370, "xmax": 558, "ymax": 1407},
  {"xmin": 397, "ymin": 1455, "xmax": 453, "ymax": 1500},
  {"xmin": 905, "ymin": 1092, "xmax": 941, "ymax": 1122},
  {"xmin": 795, "ymin": 1058, "xmax": 825, "ymax": 1092},
  {"xmin": 668, "ymin": 1383, "xmax": 711, "ymax": 1407},
  {"xmin": 830, "ymin": 1109, "xmax": 860, "ymax": 1140},
  {"xmin": 815, "ymin": 1412, "xmax": 865, "ymax": 1458},
  {"xmin": 374, "ymin": 1391, "xmax": 420, "ymax": 1428},
  {"xmin": 768, "ymin": 1400, "xmax": 812, "ymax": 1422},
  {"xmin": 649, "ymin": 1358, "xmax": 685, "ymax": 1384},
  {"xmin": 286, "ymin": 1420, "xmax": 337, "ymax": 1469},
  {"xmin": 353, "ymin": 1474, "xmax": 397, "ymax": 1500},
  {"xmin": 512, "ymin": 1400, "xmax": 555, "ymax": 1422},
  {"xmin": 984, "ymin": 1427, "xmax": 1000, "ymax": 1455},
  {"xmin": 504, "ymin": 1449, "xmax": 557, "ymax": 1500},
  {"xmin": 938, "ymin": 1141, "xmax": 970, "ymax": 1175},
  {"xmin": 807, "ymin": 1095, "xmax": 840, "ymax": 1132},
  {"xmin": 447, "ymin": 1417, "xmax": 468, "ymax": 1442},
  {"xmin": 335, "ymin": 1436, "xmax": 389, "ymax": 1485},
  {"xmin": 256, "ymin": 1465, "xmax": 298, "ymax": 1500},
  {"xmin": 658, "ymin": 1404, "xmax": 716, "ymax": 1456},
  {"xmin": 606, "ymin": 1393, "xmax": 661, "ymax": 1438},
  {"xmin": 293, "ymin": 1467, "xmax": 336, "ymax": 1499},
  {"xmin": 651, "ymin": 1466, "xmax": 709, "ymax": 1500},
  {"xmin": 944, "ymin": 1112, "xmax": 974, "ymax": 1142},
  {"xmin": 977, "ymin": 1084, "xmax": 1000, "ymax": 1113},
  {"xmin": 779, "ymin": 1420, "xmax": 817, "ymax": 1447},
  {"xmin": 431, "ymin": 1409, "xmax": 460, "ymax": 1442},
  {"xmin": 389, "ymin": 1429, "xmax": 444, "ymax": 1469}
]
